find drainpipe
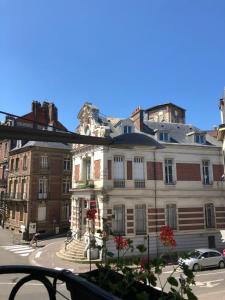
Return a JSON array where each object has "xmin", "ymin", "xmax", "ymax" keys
[{"xmin": 153, "ymin": 150, "xmax": 159, "ymax": 257}]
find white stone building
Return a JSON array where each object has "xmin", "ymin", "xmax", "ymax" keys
[{"xmin": 69, "ymin": 102, "xmax": 225, "ymax": 258}]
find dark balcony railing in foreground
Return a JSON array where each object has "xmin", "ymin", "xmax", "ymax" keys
[{"xmin": 0, "ymin": 265, "xmax": 116, "ymax": 300}]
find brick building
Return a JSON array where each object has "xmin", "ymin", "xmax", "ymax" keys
[
  {"xmin": 0, "ymin": 101, "xmax": 72, "ymax": 236},
  {"xmin": 67, "ymin": 102, "xmax": 225, "ymax": 259}
]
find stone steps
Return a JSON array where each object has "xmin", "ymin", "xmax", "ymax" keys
[{"xmin": 56, "ymin": 239, "xmax": 87, "ymax": 262}]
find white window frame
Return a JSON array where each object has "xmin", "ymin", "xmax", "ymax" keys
[
  {"xmin": 64, "ymin": 157, "xmax": 71, "ymax": 171},
  {"xmin": 63, "ymin": 178, "xmax": 71, "ymax": 194},
  {"xmin": 38, "ymin": 205, "xmax": 46, "ymax": 221},
  {"xmin": 40, "ymin": 156, "xmax": 48, "ymax": 169},
  {"xmin": 195, "ymin": 134, "xmax": 205, "ymax": 144},
  {"xmin": 159, "ymin": 132, "xmax": 169, "ymax": 142},
  {"xmin": 135, "ymin": 204, "xmax": 146, "ymax": 235},
  {"xmin": 202, "ymin": 160, "xmax": 212, "ymax": 185},
  {"xmin": 205, "ymin": 203, "xmax": 215, "ymax": 228},
  {"xmin": 166, "ymin": 204, "xmax": 177, "ymax": 230},
  {"xmin": 113, "ymin": 156, "xmax": 125, "ymax": 180},
  {"xmin": 39, "ymin": 177, "xmax": 48, "ymax": 198},
  {"xmin": 133, "ymin": 157, "xmax": 144, "ymax": 180},
  {"xmin": 123, "ymin": 125, "xmax": 132, "ymax": 134},
  {"xmin": 164, "ymin": 159, "xmax": 175, "ymax": 185},
  {"xmin": 113, "ymin": 205, "xmax": 125, "ymax": 234}
]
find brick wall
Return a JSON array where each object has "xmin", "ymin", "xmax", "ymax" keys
[
  {"xmin": 176, "ymin": 163, "xmax": 201, "ymax": 181},
  {"xmin": 146, "ymin": 161, "xmax": 163, "ymax": 180},
  {"xmin": 213, "ymin": 164, "xmax": 224, "ymax": 181},
  {"xmin": 94, "ymin": 159, "xmax": 101, "ymax": 179}
]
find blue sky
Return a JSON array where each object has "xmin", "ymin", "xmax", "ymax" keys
[{"xmin": 1, "ymin": 0, "xmax": 225, "ymax": 131}]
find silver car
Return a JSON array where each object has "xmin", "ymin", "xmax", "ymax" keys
[{"xmin": 178, "ymin": 248, "xmax": 225, "ymax": 271}]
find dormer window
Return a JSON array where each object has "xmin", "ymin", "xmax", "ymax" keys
[
  {"xmin": 159, "ymin": 132, "xmax": 169, "ymax": 142},
  {"xmin": 195, "ymin": 134, "xmax": 205, "ymax": 144},
  {"xmin": 124, "ymin": 125, "xmax": 132, "ymax": 134}
]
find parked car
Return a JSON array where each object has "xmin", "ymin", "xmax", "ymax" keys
[{"xmin": 178, "ymin": 248, "xmax": 225, "ymax": 271}]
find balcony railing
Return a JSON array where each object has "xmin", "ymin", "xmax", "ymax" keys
[
  {"xmin": 113, "ymin": 179, "xmax": 125, "ymax": 188},
  {"xmin": 38, "ymin": 192, "xmax": 48, "ymax": 199},
  {"xmin": 5, "ymin": 193, "xmax": 27, "ymax": 201},
  {"xmin": 0, "ymin": 265, "xmax": 114, "ymax": 300},
  {"xmin": 75, "ymin": 180, "xmax": 94, "ymax": 189},
  {"xmin": 134, "ymin": 180, "xmax": 145, "ymax": 188}
]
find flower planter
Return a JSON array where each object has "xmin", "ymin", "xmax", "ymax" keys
[{"xmin": 80, "ymin": 269, "xmax": 170, "ymax": 300}]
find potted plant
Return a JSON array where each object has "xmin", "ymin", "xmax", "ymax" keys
[{"xmin": 80, "ymin": 221, "xmax": 197, "ymax": 300}]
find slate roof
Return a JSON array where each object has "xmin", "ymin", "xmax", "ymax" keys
[
  {"xmin": 11, "ymin": 141, "xmax": 71, "ymax": 151},
  {"xmin": 143, "ymin": 121, "xmax": 221, "ymax": 146},
  {"xmin": 111, "ymin": 132, "xmax": 163, "ymax": 148}
]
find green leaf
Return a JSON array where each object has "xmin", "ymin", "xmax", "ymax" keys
[
  {"xmin": 167, "ymin": 276, "xmax": 179, "ymax": 287},
  {"xmin": 186, "ymin": 289, "xmax": 198, "ymax": 300}
]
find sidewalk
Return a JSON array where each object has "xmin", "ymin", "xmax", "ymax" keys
[{"xmin": 29, "ymin": 238, "xmax": 93, "ymax": 274}]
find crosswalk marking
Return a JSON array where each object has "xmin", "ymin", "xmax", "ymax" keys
[{"xmin": 1, "ymin": 245, "xmax": 36, "ymax": 257}]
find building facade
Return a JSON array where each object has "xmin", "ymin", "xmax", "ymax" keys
[
  {"xmin": 70, "ymin": 102, "xmax": 225, "ymax": 258},
  {"xmin": 0, "ymin": 101, "xmax": 72, "ymax": 236}
]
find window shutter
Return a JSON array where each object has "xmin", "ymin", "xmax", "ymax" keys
[
  {"xmin": 108, "ymin": 160, "xmax": 112, "ymax": 180},
  {"xmin": 127, "ymin": 161, "xmax": 132, "ymax": 180}
]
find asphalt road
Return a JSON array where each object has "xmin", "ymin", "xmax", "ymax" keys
[
  {"xmin": 1, "ymin": 227, "xmax": 225, "ymax": 299},
  {"xmin": 0, "ymin": 227, "xmax": 70, "ymax": 300}
]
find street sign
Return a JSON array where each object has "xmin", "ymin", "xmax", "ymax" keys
[{"xmin": 29, "ymin": 222, "xmax": 36, "ymax": 234}]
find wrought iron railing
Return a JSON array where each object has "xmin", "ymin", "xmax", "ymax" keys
[{"xmin": 0, "ymin": 265, "xmax": 117, "ymax": 300}]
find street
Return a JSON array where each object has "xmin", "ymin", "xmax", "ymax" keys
[{"xmin": 1, "ymin": 226, "xmax": 225, "ymax": 299}]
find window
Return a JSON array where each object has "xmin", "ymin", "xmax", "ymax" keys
[
  {"xmin": 38, "ymin": 204, "xmax": 46, "ymax": 221},
  {"xmin": 113, "ymin": 156, "xmax": 124, "ymax": 179},
  {"xmin": 124, "ymin": 126, "xmax": 132, "ymax": 134},
  {"xmin": 135, "ymin": 204, "xmax": 146, "ymax": 235},
  {"xmin": 165, "ymin": 159, "xmax": 174, "ymax": 184},
  {"xmin": 38, "ymin": 177, "xmax": 48, "ymax": 199},
  {"xmin": 134, "ymin": 157, "xmax": 144, "ymax": 180},
  {"xmin": 64, "ymin": 157, "xmax": 71, "ymax": 171},
  {"xmin": 202, "ymin": 160, "xmax": 210, "ymax": 185},
  {"xmin": 10, "ymin": 159, "xmax": 14, "ymax": 171},
  {"xmin": 63, "ymin": 178, "xmax": 70, "ymax": 194},
  {"xmin": 15, "ymin": 158, "xmax": 19, "ymax": 171},
  {"xmin": 134, "ymin": 157, "xmax": 145, "ymax": 188},
  {"xmin": 62, "ymin": 202, "xmax": 70, "ymax": 220},
  {"xmin": 205, "ymin": 203, "xmax": 215, "ymax": 228},
  {"xmin": 113, "ymin": 205, "xmax": 125, "ymax": 234},
  {"xmin": 20, "ymin": 206, "xmax": 23, "ymax": 221},
  {"xmin": 23, "ymin": 156, "xmax": 27, "ymax": 170},
  {"xmin": 40, "ymin": 156, "xmax": 48, "ymax": 168},
  {"xmin": 195, "ymin": 134, "xmax": 205, "ymax": 144},
  {"xmin": 86, "ymin": 158, "xmax": 91, "ymax": 180},
  {"xmin": 166, "ymin": 204, "xmax": 177, "ymax": 230},
  {"xmin": 159, "ymin": 132, "xmax": 169, "ymax": 142},
  {"xmin": 22, "ymin": 179, "xmax": 27, "ymax": 199}
]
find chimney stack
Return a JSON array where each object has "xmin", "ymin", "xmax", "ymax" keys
[{"xmin": 130, "ymin": 106, "xmax": 144, "ymax": 131}]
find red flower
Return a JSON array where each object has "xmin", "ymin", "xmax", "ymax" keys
[
  {"xmin": 114, "ymin": 236, "xmax": 128, "ymax": 250},
  {"xmin": 86, "ymin": 208, "xmax": 97, "ymax": 220},
  {"xmin": 159, "ymin": 225, "xmax": 177, "ymax": 248},
  {"xmin": 140, "ymin": 256, "xmax": 149, "ymax": 272}
]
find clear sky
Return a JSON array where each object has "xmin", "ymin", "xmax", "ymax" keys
[{"xmin": 1, "ymin": 0, "xmax": 225, "ymax": 131}]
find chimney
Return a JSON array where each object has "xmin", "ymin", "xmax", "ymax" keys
[
  {"xmin": 48, "ymin": 103, "xmax": 58, "ymax": 123},
  {"xmin": 32, "ymin": 101, "xmax": 41, "ymax": 117},
  {"xmin": 130, "ymin": 106, "xmax": 144, "ymax": 131}
]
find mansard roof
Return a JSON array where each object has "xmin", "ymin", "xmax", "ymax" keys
[{"xmin": 111, "ymin": 132, "xmax": 163, "ymax": 148}]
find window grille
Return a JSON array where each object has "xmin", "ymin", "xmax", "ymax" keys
[
  {"xmin": 165, "ymin": 159, "xmax": 174, "ymax": 184},
  {"xmin": 166, "ymin": 204, "xmax": 177, "ymax": 230},
  {"xmin": 135, "ymin": 204, "xmax": 146, "ymax": 234},
  {"xmin": 113, "ymin": 205, "xmax": 125, "ymax": 234},
  {"xmin": 205, "ymin": 203, "xmax": 215, "ymax": 228}
]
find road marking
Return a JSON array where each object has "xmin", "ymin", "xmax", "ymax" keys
[
  {"xmin": 0, "ymin": 245, "xmax": 35, "ymax": 257},
  {"xmin": 195, "ymin": 279, "xmax": 224, "ymax": 288},
  {"xmin": 35, "ymin": 251, "xmax": 42, "ymax": 258}
]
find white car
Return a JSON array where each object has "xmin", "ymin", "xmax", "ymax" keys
[{"xmin": 178, "ymin": 248, "xmax": 225, "ymax": 271}]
